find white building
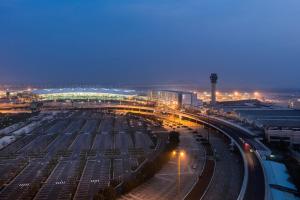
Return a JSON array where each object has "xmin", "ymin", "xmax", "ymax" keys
[
  {"xmin": 224, "ymin": 108, "xmax": 300, "ymax": 146},
  {"xmin": 265, "ymin": 127, "xmax": 300, "ymax": 145},
  {"xmin": 149, "ymin": 90, "xmax": 202, "ymax": 109}
]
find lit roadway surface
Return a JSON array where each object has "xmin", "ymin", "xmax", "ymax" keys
[
  {"xmin": 119, "ymin": 126, "xmax": 205, "ymax": 200},
  {"xmin": 194, "ymin": 114, "xmax": 265, "ymax": 200}
]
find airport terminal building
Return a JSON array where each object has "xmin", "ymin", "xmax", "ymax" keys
[{"xmin": 32, "ymin": 88, "xmax": 138, "ymax": 101}]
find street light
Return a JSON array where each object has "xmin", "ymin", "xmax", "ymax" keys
[
  {"xmin": 204, "ymin": 122, "xmax": 211, "ymax": 144},
  {"xmin": 180, "ymin": 151, "xmax": 185, "ymax": 157},
  {"xmin": 172, "ymin": 150, "xmax": 185, "ymax": 158},
  {"xmin": 172, "ymin": 150, "xmax": 185, "ymax": 199},
  {"xmin": 172, "ymin": 150, "xmax": 177, "ymax": 156}
]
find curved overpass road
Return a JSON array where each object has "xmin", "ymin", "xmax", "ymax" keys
[{"xmin": 196, "ymin": 115, "xmax": 265, "ymax": 200}]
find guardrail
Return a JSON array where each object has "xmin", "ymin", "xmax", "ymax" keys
[
  {"xmin": 253, "ymin": 150, "xmax": 270, "ymax": 200},
  {"xmin": 198, "ymin": 119, "xmax": 248, "ymax": 200},
  {"xmin": 204, "ymin": 115, "xmax": 270, "ymax": 200},
  {"xmin": 175, "ymin": 112, "xmax": 248, "ymax": 200}
]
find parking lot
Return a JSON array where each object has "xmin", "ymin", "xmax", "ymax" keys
[
  {"xmin": 0, "ymin": 110, "xmax": 162, "ymax": 199},
  {"xmin": 74, "ymin": 159, "xmax": 110, "ymax": 200}
]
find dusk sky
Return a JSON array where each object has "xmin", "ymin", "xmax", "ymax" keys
[{"xmin": 0, "ymin": 0, "xmax": 300, "ymax": 89}]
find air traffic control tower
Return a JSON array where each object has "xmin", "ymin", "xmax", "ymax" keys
[{"xmin": 210, "ymin": 73, "xmax": 218, "ymax": 105}]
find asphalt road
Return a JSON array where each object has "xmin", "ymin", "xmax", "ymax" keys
[
  {"xmin": 201, "ymin": 130, "xmax": 243, "ymax": 200},
  {"xmin": 197, "ymin": 115, "xmax": 265, "ymax": 200}
]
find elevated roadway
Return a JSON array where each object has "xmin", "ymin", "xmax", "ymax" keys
[{"xmin": 179, "ymin": 112, "xmax": 266, "ymax": 200}]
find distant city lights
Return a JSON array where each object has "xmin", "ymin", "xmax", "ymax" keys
[{"xmin": 197, "ymin": 90, "xmax": 264, "ymax": 102}]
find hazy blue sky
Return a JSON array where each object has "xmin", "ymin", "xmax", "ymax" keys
[{"xmin": 0, "ymin": 0, "xmax": 300, "ymax": 88}]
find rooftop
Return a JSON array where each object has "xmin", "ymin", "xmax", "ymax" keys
[
  {"xmin": 263, "ymin": 160, "xmax": 299, "ymax": 200},
  {"xmin": 32, "ymin": 88, "xmax": 137, "ymax": 96},
  {"xmin": 235, "ymin": 109, "xmax": 300, "ymax": 128}
]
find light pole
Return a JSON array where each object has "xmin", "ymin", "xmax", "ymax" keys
[
  {"xmin": 172, "ymin": 150, "xmax": 185, "ymax": 199},
  {"xmin": 207, "ymin": 127, "xmax": 210, "ymax": 144},
  {"xmin": 206, "ymin": 119, "xmax": 211, "ymax": 144}
]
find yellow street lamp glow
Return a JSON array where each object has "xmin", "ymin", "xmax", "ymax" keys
[
  {"xmin": 234, "ymin": 91, "xmax": 239, "ymax": 96},
  {"xmin": 172, "ymin": 150, "xmax": 177, "ymax": 156},
  {"xmin": 180, "ymin": 151, "xmax": 185, "ymax": 157}
]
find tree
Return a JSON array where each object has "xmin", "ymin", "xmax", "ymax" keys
[
  {"xmin": 93, "ymin": 193, "xmax": 105, "ymax": 200},
  {"xmin": 122, "ymin": 180, "xmax": 137, "ymax": 193},
  {"xmin": 103, "ymin": 186, "xmax": 117, "ymax": 200},
  {"xmin": 169, "ymin": 131, "xmax": 180, "ymax": 148}
]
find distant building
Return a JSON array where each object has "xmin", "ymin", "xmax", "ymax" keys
[
  {"xmin": 210, "ymin": 73, "xmax": 218, "ymax": 105},
  {"xmin": 17, "ymin": 91, "xmax": 37, "ymax": 103},
  {"xmin": 149, "ymin": 90, "xmax": 202, "ymax": 109},
  {"xmin": 32, "ymin": 88, "xmax": 137, "ymax": 101},
  {"xmin": 289, "ymin": 99, "xmax": 300, "ymax": 110},
  {"xmin": 213, "ymin": 100, "xmax": 300, "ymax": 146},
  {"xmin": 6, "ymin": 91, "xmax": 10, "ymax": 99},
  {"xmin": 231, "ymin": 108, "xmax": 300, "ymax": 146},
  {"xmin": 265, "ymin": 127, "xmax": 300, "ymax": 146}
]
